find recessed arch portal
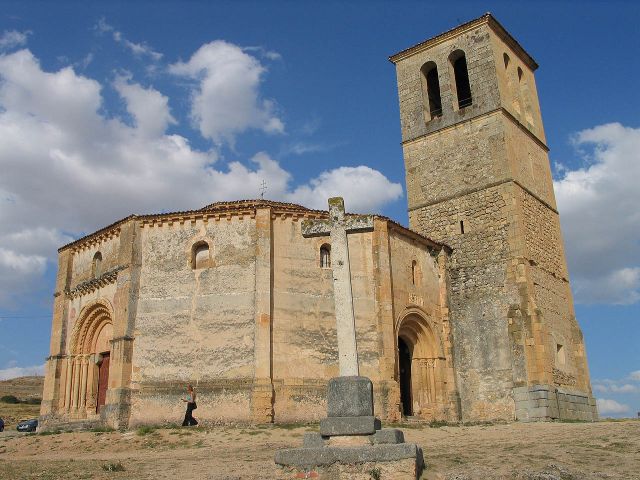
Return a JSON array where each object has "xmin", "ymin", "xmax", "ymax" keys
[
  {"xmin": 64, "ymin": 300, "xmax": 114, "ymax": 417},
  {"xmin": 397, "ymin": 311, "xmax": 446, "ymax": 419}
]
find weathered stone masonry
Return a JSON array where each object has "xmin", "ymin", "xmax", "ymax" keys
[
  {"xmin": 390, "ymin": 14, "xmax": 597, "ymax": 421},
  {"xmin": 41, "ymin": 200, "xmax": 457, "ymax": 428}
]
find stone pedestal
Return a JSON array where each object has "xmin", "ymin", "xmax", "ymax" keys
[{"xmin": 275, "ymin": 376, "xmax": 424, "ymax": 479}]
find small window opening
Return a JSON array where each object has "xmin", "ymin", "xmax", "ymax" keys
[
  {"xmin": 92, "ymin": 252, "xmax": 102, "ymax": 278},
  {"xmin": 460, "ymin": 220, "xmax": 465, "ymax": 234},
  {"xmin": 517, "ymin": 67, "xmax": 534, "ymax": 125},
  {"xmin": 192, "ymin": 241, "xmax": 210, "ymax": 270},
  {"xmin": 320, "ymin": 244, "xmax": 331, "ymax": 268},
  {"xmin": 503, "ymin": 52, "xmax": 510, "ymax": 69},
  {"xmin": 556, "ymin": 344, "xmax": 566, "ymax": 366},
  {"xmin": 450, "ymin": 50, "xmax": 472, "ymax": 109},
  {"xmin": 411, "ymin": 260, "xmax": 421, "ymax": 287},
  {"xmin": 420, "ymin": 62, "xmax": 442, "ymax": 120}
]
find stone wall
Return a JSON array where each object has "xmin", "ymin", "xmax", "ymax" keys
[
  {"xmin": 130, "ymin": 216, "xmax": 257, "ymax": 425},
  {"xmin": 271, "ymin": 217, "xmax": 381, "ymax": 421},
  {"xmin": 394, "ymin": 15, "xmax": 596, "ymax": 422}
]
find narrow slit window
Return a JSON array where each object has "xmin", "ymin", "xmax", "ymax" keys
[
  {"xmin": 460, "ymin": 220, "xmax": 465, "ymax": 234},
  {"xmin": 192, "ymin": 241, "xmax": 210, "ymax": 270},
  {"xmin": 450, "ymin": 50, "xmax": 472, "ymax": 109},
  {"xmin": 92, "ymin": 252, "xmax": 102, "ymax": 278},
  {"xmin": 420, "ymin": 62, "xmax": 442, "ymax": 120},
  {"xmin": 411, "ymin": 260, "xmax": 421, "ymax": 287},
  {"xmin": 320, "ymin": 244, "xmax": 331, "ymax": 268},
  {"xmin": 517, "ymin": 67, "xmax": 534, "ymax": 125},
  {"xmin": 556, "ymin": 344, "xmax": 566, "ymax": 365}
]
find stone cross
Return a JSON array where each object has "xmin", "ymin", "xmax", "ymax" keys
[{"xmin": 302, "ymin": 197, "xmax": 374, "ymax": 376}]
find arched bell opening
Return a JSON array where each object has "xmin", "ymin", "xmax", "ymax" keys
[
  {"xmin": 63, "ymin": 301, "xmax": 114, "ymax": 419},
  {"xmin": 397, "ymin": 313, "xmax": 446, "ymax": 420}
]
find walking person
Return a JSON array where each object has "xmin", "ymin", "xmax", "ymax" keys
[{"xmin": 181, "ymin": 384, "xmax": 198, "ymax": 426}]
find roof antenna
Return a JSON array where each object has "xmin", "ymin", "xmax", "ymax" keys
[{"xmin": 259, "ymin": 179, "xmax": 267, "ymax": 200}]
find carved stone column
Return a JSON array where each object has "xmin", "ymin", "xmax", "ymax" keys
[
  {"xmin": 64, "ymin": 356, "xmax": 73, "ymax": 412},
  {"xmin": 71, "ymin": 357, "xmax": 80, "ymax": 412},
  {"xmin": 79, "ymin": 355, "xmax": 89, "ymax": 414}
]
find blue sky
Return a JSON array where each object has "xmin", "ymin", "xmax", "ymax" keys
[{"xmin": 0, "ymin": 1, "xmax": 638, "ymax": 417}]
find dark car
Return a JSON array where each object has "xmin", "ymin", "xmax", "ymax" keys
[
  {"xmin": 0, "ymin": 417, "xmax": 4, "ymax": 432},
  {"xmin": 16, "ymin": 418, "xmax": 38, "ymax": 432}
]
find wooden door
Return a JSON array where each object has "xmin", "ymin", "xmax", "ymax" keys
[{"xmin": 96, "ymin": 353, "xmax": 110, "ymax": 413}]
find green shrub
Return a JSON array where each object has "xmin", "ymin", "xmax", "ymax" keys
[
  {"xmin": 25, "ymin": 397, "xmax": 42, "ymax": 405},
  {"xmin": 136, "ymin": 425, "xmax": 155, "ymax": 436},
  {"xmin": 101, "ymin": 462, "xmax": 125, "ymax": 472},
  {"xmin": 0, "ymin": 395, "xmax": 20, "ymax": 404}
]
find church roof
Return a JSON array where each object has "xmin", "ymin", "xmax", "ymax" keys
[
  {"xmin": 58, "ymin": 199, "xmax": 449, "ymax": 253},
  {"xmin": 388, "ymin": 13, "xmax": 538, "ymax": 70}
]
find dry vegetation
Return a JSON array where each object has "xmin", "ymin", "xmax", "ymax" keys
[
  {"xmin": 0, "ymin": 419, "xmax": 638, "ymax": 480},
  {"xmin": 0, "ymin": 376, "xmax": 43, "ymax": 429},
  {"xmin": 0, "ymin": 376, "xmax": 44, "ymax": 400},
  {"xmin": 1, "ymin": 378, "xmax": 638, "ymax": 479}
]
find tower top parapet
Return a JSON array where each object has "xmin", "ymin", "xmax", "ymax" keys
[{"xmin": 389, "ymin": 13, "xmax": 538, "ymax": 71}]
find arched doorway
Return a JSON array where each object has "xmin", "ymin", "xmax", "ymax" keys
[
  {"xmin": 397, "ymin": 312, "xmax": 445, "ymax": 419},
  {"xmin": 398, "ymin": 337, "xmax": 413, "ymax": 416},
  {"xmin": 64, "ymin": 301, "xmax": 113, "ymax": 418}
]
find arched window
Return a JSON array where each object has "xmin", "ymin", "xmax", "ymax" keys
[
  {"xmin": 420, "ymin": 61, "xmax": 442, "ymax": 121},
  {"xmin": 92, "ymin": 252, "xmax": 102, "ymax": 278},
  {"xmin": 556, "ymin": 343, "xmax": 566, "ymax": 366},
  {"xmin": 192, "ymin": 241, "xmax": 210, "ymax": 270},
  {"xmin": 449, "ymin": 50, "xmax": 472, "ymax": 109},
  {"xmin": 411, "ymin": 260, "xmax": 421, "ymax": 287},
  {"xmin": 320, "ymin": 244, "xmax": 331, "ymax": 268},
  {"xmin": 503, "ymin": 52, "xmax": 510, "ymax": 69},
  {"xmin": 517, "ymin": 67, "xmax": 534, "ymax": 125}
]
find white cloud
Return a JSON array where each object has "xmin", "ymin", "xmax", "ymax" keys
[
  {"xmin": 287, "ymin": 166, "xmax": 403, "ymax": 213},
  {"xmin": 592, "ymin": 384, "xmax": 608, "ymax": 393},
  {"xmin": 0, "ymin": 47, "xmax": 401, "ymax": 307},
  {"xmin": 169, "ymin": 40, "xmax": 284, "ymax": 145},
  {"xmin": 554, "ymin": 123, "xmax": 640, "ymax": 305},
  {"xmin": 0, "ymin": 363, "xmax": 45, "ymax": 380},
  {"xmin": 243, "ymin": 46, "xmax": 282, "ymax": 61},
  {"xmin": 596, "ymin": 398, "xmax": 630, "ymax": 415},
  {"xmin": 114, "ymin": 75, "xmax": 177, "ymax": 138},
  {"xmin": 0, "ymin": 30, "xmax": 30, "ymax": 51},
  {"xmin": 95, "ymin": 18, "xmax": 162, "ymax": 61},
  {"xmin": 631, "ymin": 371, "xmax": 640, "ymax": 381}
]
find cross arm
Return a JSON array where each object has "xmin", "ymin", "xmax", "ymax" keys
[
  {"xmin": 301, "ymin": 219, "xmax": 332, "ymax": 237},
  {"xmin": 344, "ymin": 215, "xmax": 375, "ymax": 233}
]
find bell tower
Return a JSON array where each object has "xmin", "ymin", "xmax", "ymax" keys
[{"xmin": 390, "ymin": 14, "xmax": 597, "ymax": 421}]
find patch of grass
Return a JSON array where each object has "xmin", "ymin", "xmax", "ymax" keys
[
  {"xmin": 136, "ymin": 425, "xmax": 156, "ymax": 436},
  {"xmin": 429, "ymin": 420, "xmax": 452, "ymax": 428},
  {"xmin": 101, "ymin": 462, "xmax": 126, "ymax": 472},
  {"xmin": 556, "ymin": 418, "xmax": 590, "ymax": 423},
  {"xmin": 91, "ymin": 426, "xmax": 115, "ymax": 433},
  {"xmin": 368, "ymin": 467, "xmax": 381, "ymax": 480},
  {"xmin": 273, "ymin": 422, "xmax": 315, "ymax": 430},
  {"xmin": 38, "ymin": 430, "xmax": 61, "ymax": 436}
]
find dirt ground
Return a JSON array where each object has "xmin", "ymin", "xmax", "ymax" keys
[{"xmin": 1, "ymin": 419, "xmax": 638, "ymax": 480}]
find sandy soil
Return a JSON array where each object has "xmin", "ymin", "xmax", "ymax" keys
[{"xmin": 1, "ymin": 420, "xmax": 638, "ymax": 480}]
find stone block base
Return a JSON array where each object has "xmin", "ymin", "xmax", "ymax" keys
[
  {"xmin": 275, "ymin": 444, "xmax": 423, "ymax": 479},
  {"xmin": 320, "ymin": 415, "xmax": 380, "ymax": 436},
  {"xmin": 513, "ymin": 384, "xmax": 598, "ymax": 422}
]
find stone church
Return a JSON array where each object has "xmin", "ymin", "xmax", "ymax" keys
[{"xmin": 41, "ymin": 14, "xmax": 597, "ymax": 429}]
